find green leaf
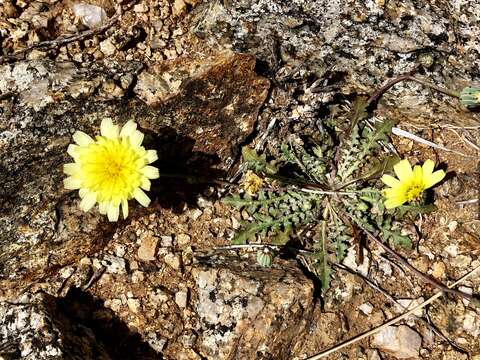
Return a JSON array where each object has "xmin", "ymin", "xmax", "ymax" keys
[
  {"xmin": 396, "ymin": 204, "xmax": 437, "ymax": 218},
  {"xmin": 359, "ymin": 155, "xmax": 401, "ymax": 180},
  {"xmin": 349, "ymin": 95, "xmax": 369, "ymax": 130},
  {"xmin": 271, "ymin": 229, "xmax": 291, "ymax": 245}
]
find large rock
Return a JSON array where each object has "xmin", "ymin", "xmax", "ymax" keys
[
  {"xmin": 0, "ymin": 292, "xmax": 111, "ymax": 359},
  {"xmin": 192, "ymin": 254, "xmax": 315, "ymax": 359},
  {"xmin": 0, "ymin": 54, "xmax": 268, "ymax": 299}
]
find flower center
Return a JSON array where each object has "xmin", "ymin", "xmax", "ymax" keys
[
  {"xmin": 79, "ymin": 138, "xmax": 142, "ymax": 201},
  {"xmin": 405, "ymin": 184, "xmax": 424, "ymax": 201}
]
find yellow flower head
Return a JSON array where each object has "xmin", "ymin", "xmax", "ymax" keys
[
  {"xmin": 63, "ymin": 118, "xmax": 159, "ymax": 221},
  {"xmin": 243, "ymin": 170, "xmax": 264, "ymax": 195},
  {"xmin": 380, "ymin": 159, "xmax": 445, "ymax": 209}
]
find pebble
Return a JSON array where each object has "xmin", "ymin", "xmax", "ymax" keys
[
  {"xmin": 138, "ymin": 234, "xmax": 159, "ymax": 262},
  {"xmin": 189, "ymin": 208, "xmax": 203, "ymax": 220},
  {"xmin": 371, "ymin": 325, "xmax": 421, "ymax": 359},
  {"xmin": 100, "ymin": 38, "xmax": 116, "ymax": 56},
  {"xmin": 431, "ymin": 261, "xmax": 446, "ymax": 279},
  {"xmin": 175, "ymin": 290, "xmax": 188, "ymax": 308},
  {"xmin": 102, "ymin": 255, "xmax": 126, "ymax": 274},
  {"xmin": 164, "ymin": 253, "xmax": 181, "ymax": 270},
  {"xmin": 359, "ymin": 302, "xmax": 373, "ymax": 315},
  {"xmin": 133, "ymin": 3, "xmax": 148, "ymax": 13},
  {"xmin": 160, "ymin": 235, "xmax": 173, "ymax": 247},
  {"xmin": 127, "ymin": 298, "xmax": 141, "ymax": 313},
  {"xmin": 176, "ymin": 233, "xmax": 191, "ymax": 247}
]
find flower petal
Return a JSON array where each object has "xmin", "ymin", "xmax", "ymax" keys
[
  {"xmin": 122, "ymin": 199, "xmax": 129, "ymax": 219},
  {"xmin": 80, "ymin": 191, "xmax": 97, "ymax": 212},
  {"xmin": 63, "ymin": 163, "xmax": 80, "ymax": 176},
  {"xmin": 99, "ymin": 201, "xmax": 108, "ymax": 215},
  {"xmin": 381, "ymin": 174, "xmax": 401, "ymax": 188},
  {"xmin": 424, "ymin": 169, "xmax": 445, "ymax": 188},
  {"xmin": 393, "ymin": 159, "xmax": 413, "ymax": 182},
  {"xmin": 120, "ymin": 120, "xmax": 137, "ymax": 138},
  {"xmin": 67, "ymin": 144, "xmax": 79, "ymax": 158},
  {"xmin": 385, "ymin": 197, "xmax": 406, "ymax": 209},
  {"xmin": 145, "ymin": 150, "xmax": 158, "ymax": 164},
  {"xmin": 64, "ymin": 177, "xmax": 82, "ymax": 189},
  {"xmin": 140, "ymin": 176, "xmax": 151, "ymax": 191},
  {"xmin": 422, "ymin": 159, "xmax": 435, "ymax": 177},
  {"xmin": 107, "ymin": 202, "xmax": 119, "ymax": 222},
  {"xmin": 133, "ymin": 188, "xmax": 150, "ymax": 207},
  {"xmin": 101, "ymin": 118, "xmax": 119, "ymax": 139},
  {"xmin": 73, "ymin": 131, "xmax": 94, "ymax": 146},
  {"xmin": 142, "ymin": 165, "xmax": 159, "ymax": 179},
  {"xmin": 129, "ymin": 130, "xmax": 144, "ymax": 148},
  {"xmin": 413, "ymin": 165, "xmax": 423, "ymax": 183}
]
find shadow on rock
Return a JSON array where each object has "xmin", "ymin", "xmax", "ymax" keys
[
  {"xmin": 142, "ymin": 126, "xmax": 225, "ymax": 213},
  {"xmin": 57, "ymin": 287, "xmax": 162, "ymax": 360}
]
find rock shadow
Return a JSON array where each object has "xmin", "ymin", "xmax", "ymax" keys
[
  {"xmin": 142, "ymin": 126, "xmax": 225, "ymax": 213},
  {"xmin": 57, "ymin": 287, "xmax": 162, "ymax": 360}
]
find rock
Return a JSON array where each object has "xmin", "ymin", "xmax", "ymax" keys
[
  {"xmin": 71, "ymin": 3, "xmax": 107, "ymax": 29},
  {"xmin": 164, "ymin": 253, "xmax": 181, "ymax": 270},
  {"xmin": 127, "ymin": 298, "xmax": 141, "ymax": 313},
  {"xmin": 101, "ymin": 255, "xmax": 126, "ymax": 274},
  {"xmin": 134, "ymin": 50, "xmax": 269, "ymax": 162},
  {"xmin": 371, "ymin": 325, "xmax": 422, "ymax": 359},
  {"xmin": 100, "ymin": 39, "xmax": 116, "ymax": 56},
  {"xmin": 0, "ymin": 292, "xmax": 110, "ymax": 359},
  {"xmin": 193, "ymin": 254, "xmax": 314, "ymax": 359},
  {"xmin": 160, "ymin": 235, "xmax": 173, "ymax": 247},
  {"xmin": 175, "ymin": 290, "xmax": 188, "ymax": 308},
  {"xmin": 176, "ymin": 233, "xmax": 191, "ymax": 247},
  {"xmin": 137, "ymin": 234, "xmax": 159, "ymax": 262},
  {"xmin": 359, "ymin": 302, "xmax": 374, "ymax": 315}
]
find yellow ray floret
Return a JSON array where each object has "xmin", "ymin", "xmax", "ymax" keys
[
  {"xmin": 63, "ymin": 118, "xmax": 159, "ymax": 221},
  {"xmin": 380, "ymin": 159, "xmax": 445, "ymax": 209}
]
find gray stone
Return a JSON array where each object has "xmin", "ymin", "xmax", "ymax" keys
[{"xmin": 371, "ymin": 325, "xmax": 422, "ymax": 359}]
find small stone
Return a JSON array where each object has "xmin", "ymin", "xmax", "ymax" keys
[
  {"xmin": 115, "ymin": 244, "xmax": 126, "ymax": 257},
  {"xmin": 448, "ymin": 221, "xmax": 458, "ymax": 232},
  {"xmin": 164, "ymin": 253, "xmax": 181, "ymax": 270},
  {"xmin": 109, "ymin": 298, "xmax": 122, "ymax": 312},
  {"xmin": 172, "ymin": 0, "xmax": 186, "ymax": 17},
  {"xmin": 131, "ymin": 270, "xmax": 145, "ymax": 283},
  {"xmin": 100, "ymin": 39, "xmax": 116, "ymax": 56},
  {"xmin": 395, "ymin": 298, "xmax": 425, "ymax": 317},
  {"xmin": 189, "ymin": 208, "xmax": 203, "ymax": 220},
  {"xmin": 451, "ymin": 255, "xmax": 472, "ymax": 268},
  {"xmin": 359, "ymin": 302, "xmax": 373, "ymax": 315},
  {"xmin": 459, "ymin": 286, "xmax": 473, "ymax": 306},
  {"xmin": 175, "ymin": 290, "xmax": 188, "ymax": 308},
  {"xmin": 102, "ymin": 255, "xmax": 126, "ymax": 274},
  {"xmin": 160, "ymin": 235, "xmax": 173, "ymax": 247},
  {"xmin": 127, "ymin": 298, "xmax": 141, "ymax": 313},
  {"xmin": 133, "ymin": 3, "xmax": 148, "ymax": 13},
  {"xmin": 138, "ymin": 234, "xmax": 158, "ymax": 262},
  {"xmin": 343, "ymin": 246, "xmax": 370, "ymax": 277},
  {"xmin": 176, "ymin": 233, "xmax": 191, "ymax": 247},
  {"xmin": 72, "ymin": 3, "xmax": 107, "ymax": 29},
  {"xmin": 431, "ymin": 261, "xmax": 446, "ymax": 279},
  {"xmin": 371, "ymin": 325, "xmax": 421, "ymax": 359}
]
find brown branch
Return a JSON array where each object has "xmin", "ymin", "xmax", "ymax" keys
[{"xmin": 367, "ymin": 74, "xmax": 461, "ymax": 109}]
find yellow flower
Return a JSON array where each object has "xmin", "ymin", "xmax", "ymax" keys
[
  {"xmin": 63, "ymin": 118, "xmax": 159, "ymax": 221},
  {"xmin": 243, "ymin": 170, "xmax": 264, "ymax": 195},
  {"xmin": 380, "ymin": 159, "xmax": 445, "ymax": 209}
]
